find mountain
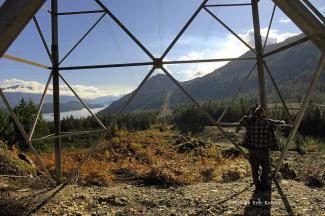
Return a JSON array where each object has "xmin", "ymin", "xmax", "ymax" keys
[
  {"xmin": 100, "ymin": 34, "xmax": 324, "ymax": 115},
  {"xmin": 0, "ymin": 93, "xmax": 120, "ymax": 112},
  {"xmin": 85, "ymin": 96, "xmax": 120, "ymax": 106},
  {"xmin": 99, "ymin": 74, "xmax": 176, "ymax": 115}
]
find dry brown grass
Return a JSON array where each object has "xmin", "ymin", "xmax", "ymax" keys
[{"xmin": 39, "ymin": 129, "xmax": 250, "ymax": 186}]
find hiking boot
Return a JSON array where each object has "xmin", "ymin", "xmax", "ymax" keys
[
  {"xmin": 253, "ymin": 181, "xmax": 263, "ymax": 191},
  {"xmin": 260, "ymin": 184, "xmax": 272, "ymax": 191}
]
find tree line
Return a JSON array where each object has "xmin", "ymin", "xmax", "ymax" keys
[
  {"xmin": 0, "ymin": 98, "xmax": 324, "ymax": 152},
  {"xmin": 0, "ymin": 98, "xmax": 158, "ymax": 152},
  {"xmin": 173, "ymin": 99, "xmax": 325, "ymax": 138}
]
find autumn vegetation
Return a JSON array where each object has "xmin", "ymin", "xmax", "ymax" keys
[
  {"xmin": 40, "ymin": 129, "xmax": 250, "ymax": 186},
  {"xmin": 0, "ymin": 98, "xmax": 324, "ymax": 186}
]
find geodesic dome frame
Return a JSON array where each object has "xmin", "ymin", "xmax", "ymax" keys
[{"xmin": 0, "ymin": 0, "xmax": 324, "ymax": 189}]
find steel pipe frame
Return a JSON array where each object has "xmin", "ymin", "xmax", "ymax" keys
[
  {"xmin": 262, "ymin": 2, "xmax": 277, "ymax": 54},
  {"xmin": 62, "ymin": 0, "xmax": 251, "ymax": 184},
  {"xmin": 252, "ymin": 0, "xmax": 267, "ymax": 112},
  {"xmin": 160, "ymin": 66, "xmax": 248, "ymax": 159},
  {"xmin": 274, "ymin": 54, "xmax": 325, "ymax": 176},
  {"xmin": 43, "ymin": 0, "xmax": 315, "ymax": 186},
  {"xmin": 32, "ymin": 129, "xmax": 106, "ymax": 142},
  {"xmin": 34, "ymin": 133, "xmax": 56, "ymax": 141},
  {"xmin": 204, "ymin": 7, "xmax": 256, "ymax": 54},
  {"xmin": 59, "ymin": 13, "xmax": 106, "ymax": 65},
  {"xmin": 63, "ymin": 66, "xmax": 156, "ymax": 186},
  {"xmin": 56, "ymin": 10, "xmax": 105, "ymax": 16},
  {"xmin": 0, "ymin": 3, "xmax": 321, "ymax": 212},
  {"xmin": 263, "ymin": 36, "xmax": 309, "ymax": 58},
  {"xmin": 58, "ymin": 61, "xmax": 154, "ymax": 71},
  {"xmin": 94, "ymin": 0, "xmax": 155, "ymax": 61},
  {"xmin": 58, "ymin": 57, "xmax": 256, "ymax": 71},
  {"xmin": 0, "ymin": 1, "xmax": 321, "ymax": 212},
  {"xmin": 1, "ymin": 0, "xmax": 322, "ymax": 190},
  {"xmin": 33, "ymin": 16, "xmax": 54, "ymax": 65},
  {"xmin": 65, "ymin": 63, "xmax": 250, "ymax": 187},
  {"xmin": 62, "ymin": 16, "xmax": 255, "ymax": 183},
  {"xmin": 0, "ymin": 0, "xmax": 46, "ymax": 57},
  {"xmin": 272, "ymin": 0, "xmax": 325, "ymax": 53},
  {"xmin": 255, "ymin": 0, "xmax": 298, "ymax": 178},
  {"xmin": 6, "ymin": 0, "xmax": 211, "ymax": 187},
  {"xmin": 161, "ymin": 0, "xmax": 208, "ymax": 60},
  {"xmin": 217, "ymin": 63, "xmax": 257, "ymax": 123},
  {"xmin": 2, "ymin": 54, "xmax": 49, "ymax": 69},
  {"xmin": 256, "ymin": 0, "xmax": 325, "ymax": 181},
  {"xmin": 163, "ymin": 57, "xmax": 256, "ymax": 65},
  {"xmin": 3, "ymin": 15, "xmax": 50, "ymax": 70},
  {"xmin": 51, "ymin": 0, "xmax": 62, "ymax": 184},
  {"xmin": 28, "ymin": 72, "xmax": 53, "ymax": 140},
  {"xmin": 0, "ymin": 88, "xmax": 56, "ymax": 185},
  {"xmin": 0, "ymin": 0, "xmax": 55, "ymax": 186},
  {"xmin": 219, "ymin": 122, "xmax": 293, "ymax": 128},
  {"xmin": 55, "ymin": 0, "xmax": 254, "ymax": 71},
  {"xmin": 256, "ymin": 0, "xmax": 324, "ymax": 180},
  {"xmin": 58, "ymin": 73, "xmax": 107, "ymax": 130},
  {"xmin": 301, "ymin": 0, "xmax": 325, "ymax": 24},
  {"xmin": 263, "ymin": 61, "xmax": 294, "ymax": 124},
  {"xmin": 205, "ymin": 3, "xmax": 251, "ymax": 7}
]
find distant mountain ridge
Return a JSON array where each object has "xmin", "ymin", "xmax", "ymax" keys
[
  {"xmin": 99, "ymin": 34, "xmax": 324, "ymax": 115},
  {"xmin": 0, "ymin": 92, "xmax": 120, "ymax": 113}
]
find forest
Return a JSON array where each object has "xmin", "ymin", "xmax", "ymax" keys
[{"xmin": 0, "ymin": 98, "xmax": 324, "ymax": 153}]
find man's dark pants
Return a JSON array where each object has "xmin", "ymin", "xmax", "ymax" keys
[{"xmin": 248, "ymin": 149, "xmax": 272, "ymax": 189}]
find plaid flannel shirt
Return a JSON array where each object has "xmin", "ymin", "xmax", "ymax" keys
[{"xmin": 240, "ymin": 116, "xmax": 283, "ymax": 150}]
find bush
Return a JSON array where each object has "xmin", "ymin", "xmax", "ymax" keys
[
  {"xmin": 201, "ymin": 168, "xmax": 214, "ymax": 182},
  {"xmin": 303, "ymin": 164, "xmax": 324, "ymax": 188},
  {"xmin": 222, "ymin": 169, "xmax": 241, "ymax": 182}
]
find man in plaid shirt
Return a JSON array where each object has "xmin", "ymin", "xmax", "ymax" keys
[{"xmin": 240, "ymin": 107, "xmax": 285, "ymax": 191}]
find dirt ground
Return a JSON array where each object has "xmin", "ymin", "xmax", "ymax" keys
[
  {"xmin": 0, "ymin": 129, "xmax": 324, "ymax": 215},
  {"xmin": 0, "ymin": 176, "xmax": 323, "ymax": 216}
]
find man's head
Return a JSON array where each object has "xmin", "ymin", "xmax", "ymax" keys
[{"xmin": 254, "ymin": 107, "xmax": 266, "ymax": 118}]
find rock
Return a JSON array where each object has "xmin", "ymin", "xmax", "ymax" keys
[
  {"xmin": 222, "ymin": 170, "xmax": 241, "ymax": 182},
  {"xmin": 16, "ymin": 188, "xmax": 30, "ymax": 192},
  {"xmin": 305, "ymin": 176, "xmax": 323, "ymax": 188},
  {"xmin": 77, "ymin": 194, "xmax": 87, "ymax": 199},
  {"xmin": 112, "ymin": 168, "xmax": 137, "ymax": 179},
  {"xmin": 97, "ymin": 195, "xmax": 129, "ymax": 206},
  {"xmin": 115, "ymin": 211, "xmax": 124, "ymax": 216},
  {"xmin": 279, "ymin": 162, "xmax": 297, "ymax": 180},
  {"xmin": 141, "ymin": 198, "xmax": 157, "ymax": 207},
  {"xmin": 221, "ymin": 147, "xmax": 241, "ymax": 158},
  {"xmin": 18, "ymin": 153, "xmax": 36, "ymax": 169}
]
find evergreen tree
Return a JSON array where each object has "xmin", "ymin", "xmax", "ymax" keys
[{"xmin": 8, "ymin": 98, "xmax": 49, "ymax": 151}]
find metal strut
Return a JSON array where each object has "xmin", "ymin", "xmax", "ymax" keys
[
  {"xmin": 274, "ymin": 54, "xmax": 325, "ymax": 176},
  {"xmin": 51, "ymin": 0, "xmax": 62, "ymax": 184}
]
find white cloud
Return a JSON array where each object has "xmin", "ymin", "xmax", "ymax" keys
[
  {"xmin": 241, "ymin": 28, "xmax": 298, "ymax": 47},
  {"xmin": 0, "ymin": 79, "xmax": 126, "ymax": 99},
  {"xmin": 171, "ymin": 28, "xmax": 298, "ymax": 80},
  {"xmin": 279, "ymin": 18, "xmax": 292, "ymax": 24}
]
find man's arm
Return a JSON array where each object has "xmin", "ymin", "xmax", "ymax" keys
[
  {"xmin": 267, "ymin": 118, "xmax": 285, "ymax": 127},
  {"xmin": 239, "ymin": 116, "xmax": 249, "ymax": 127}
]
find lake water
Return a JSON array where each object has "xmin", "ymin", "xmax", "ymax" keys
[{"xmin": 43, "ymin": 107, "xmax": 107, "ymax": 121}]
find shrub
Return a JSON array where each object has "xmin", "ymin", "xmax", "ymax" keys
[
  {"xmin": 201, "ymin": 168, "xmax": 214, "ymax": 182},
  {"xmin": 303, "ymin": 164, "xmax": 324, "ymax": 188},
  {"xmin": 222, "ymin": 169, "xmax": 241, "ymax": 182}
]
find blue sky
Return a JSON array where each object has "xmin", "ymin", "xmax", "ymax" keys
[{"xmin": 0, "ymin": 0, "xmax": 324, "ymax": 99}]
